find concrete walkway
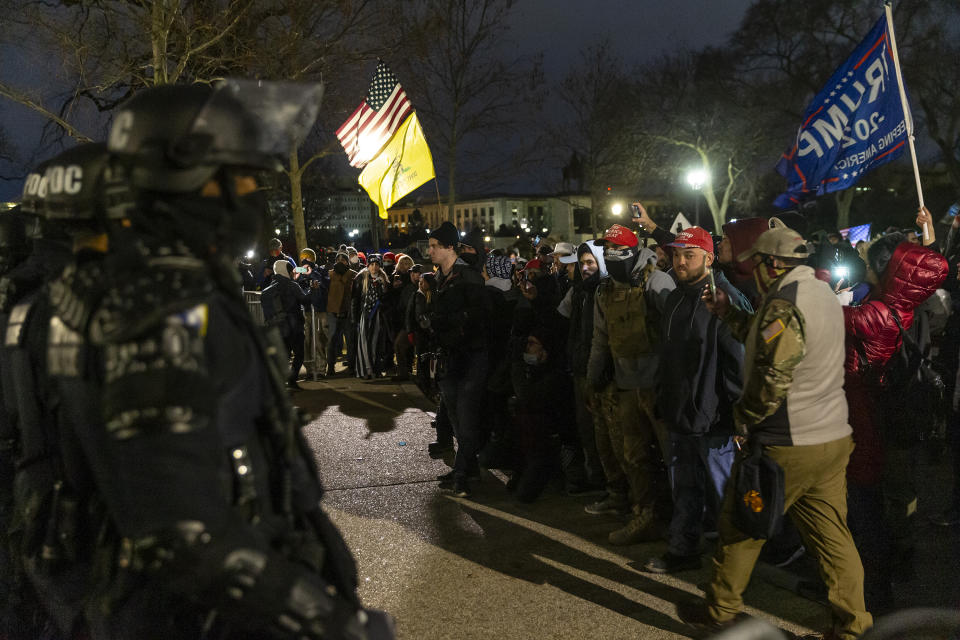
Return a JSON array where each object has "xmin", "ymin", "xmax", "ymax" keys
[{"xmin": 294, "ymin": 373, "xmax": 960, "ymax": 639}]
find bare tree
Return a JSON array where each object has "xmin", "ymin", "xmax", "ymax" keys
[
  {"xmin": 395, "ymin": 0, "xmax": 543, "ymax": 223},
  {"xmin": 0, "ymin": 0, "xmax": 397, "ymax": 250},
  {"xmin": 550, "ymin": 40, "xmax": 647, "ymax": 236},
  {"xmin": 636, "ymin": 48, "xmax": 773, "ymax": 232}
]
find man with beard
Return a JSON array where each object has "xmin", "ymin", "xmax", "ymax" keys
[
  {"xmin": 564, "ymin": 242, "xmax": 608, "ymax": 495},
  {"xmin": 680, "ymin": 219, "xmax": 870, "ymax": 640},
  {"xmin": 586, "ymin": 224, "xmax": 675, "ymax": 544},
  {"xmin": 642, "ymin": 227, "xmax": 745, "ymax": 574}
]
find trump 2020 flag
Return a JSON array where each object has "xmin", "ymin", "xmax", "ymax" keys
[
  {"xmin": 774, "ymin": 14, "xmax": 909, "ymax": 209},
  {"xmin": 358, "ymin": 112, "xmax": 435, "ymax": 219}
]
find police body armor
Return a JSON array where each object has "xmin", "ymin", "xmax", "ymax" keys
[
  {"xmin": 595, "ymin": 262, "xmax": 659, "ymax": 359},
  {"xmin": 65, "ymin": 250, "xmax": 367, "ymax": 639}
]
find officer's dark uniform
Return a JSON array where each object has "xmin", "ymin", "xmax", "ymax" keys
[
  {"xmin": 1, "ymin": 164, "xmax": 75, "ymax": 636},
  {"xmin": 13, "ymin": 83, "xmax": 392, "ymax": 640},
  {"xmin": 0, "ymin": 205, "xmax": 44, "ymax": 638}
]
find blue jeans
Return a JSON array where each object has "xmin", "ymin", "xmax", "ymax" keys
[
  {"xmin": 438, "ymin": 350, "xmax": 489, "ymax": 481},
  {"xmin": 667, "ymin": 432, "xmax": 735, "ymax": 556}
]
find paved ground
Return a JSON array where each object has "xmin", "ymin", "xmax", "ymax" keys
[{"xmin": 293, "ymin": 372, "xmax": 960, "ymax": 640}]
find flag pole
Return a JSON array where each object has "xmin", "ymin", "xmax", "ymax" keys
[{"xmin": 884, "ymin": 0, "xmax": 928, "ymax": 241}]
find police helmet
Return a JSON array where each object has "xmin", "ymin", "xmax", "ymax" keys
[
  {"xmin": 107, "ymin": 80, "xmax": 324, "ymax": 193},
  {"xmin": 41, "ymin": 142, "xmax": 133, "ymax": 224},
  {"xmin": 19, "ymin": 158, "xmax": 51, "ymax": 217}
]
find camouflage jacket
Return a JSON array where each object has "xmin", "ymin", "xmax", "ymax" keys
[{"xmin": 722, "ymin": 266, "xmax": 850, "ymax": 446}]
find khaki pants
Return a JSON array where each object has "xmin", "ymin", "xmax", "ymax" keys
[
  {"xmin": 595, "ymin": 386, "xmax": 668, "ymax": 510},
  {"xmin": 708, "ymin": 435, "xmax": 872, "ymax": 639}
]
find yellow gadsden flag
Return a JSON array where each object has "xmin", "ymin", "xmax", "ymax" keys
[{"xmin": 358, "ymin": 112, "xmax": 435, "ymax": 219}]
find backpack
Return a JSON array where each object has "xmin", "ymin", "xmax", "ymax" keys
[{"xmin": 858, "ymin": 307, "xmax": 945, "ymax": 446}]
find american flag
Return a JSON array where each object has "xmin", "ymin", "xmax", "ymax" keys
[{"xmin": 336, "ymin": 62, "xmax": 413, "ymax": 169}]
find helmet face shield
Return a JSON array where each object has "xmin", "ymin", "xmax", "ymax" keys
[
  {"xmin": 108, "ymin": 80, "xmax": 325, "ymax": 193},
  {"xmin": 190, "ymin": 79, "xmax": 325, "ymax": 171}
]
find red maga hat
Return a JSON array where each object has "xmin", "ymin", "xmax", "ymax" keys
[
  {"xmin": 599, "ymin": 224, "xmax": 638, "ymax": 248},
  {"xmin": 667, "ymin": 226, "xmax": 713, "ymax": 254}
]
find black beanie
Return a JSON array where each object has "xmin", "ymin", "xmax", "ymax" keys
[
  {"xmin": 462, "ymin": 229, "xmax": 485, "ymax": 254},
  {"xmin": 867, "ymin": 232, "xmax": 904, "ymax": 278},
  {"xmin": 430, "ymin": 221, "xmax": 460, "ymax": 248}
]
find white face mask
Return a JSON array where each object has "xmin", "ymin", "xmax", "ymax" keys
[{"xmin": 522, "ymin": 352, "xmax": 540, "ymax": 365}]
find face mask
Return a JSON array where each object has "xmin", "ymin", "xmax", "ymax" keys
[
  {"xmin": 753, "ymin": 258, "xmax": 789, "ymax": 293},
  {"xmin": 604, "ymin": 247, "xmax": 637, "ymax": 283},
  {"xmin": 334, "ymin": 263, "xmax": 348, "ymax": 275},
  {"xmin": 461, "ymin": 253, "xmax": 479, "ymax": 266},
  {"xmin": 522, "ymin": 352, "xmax": 540, "ymax": 365},
  {"xmin": 350, "ymin": 257, "xmax": 359, "ymax": 266}
]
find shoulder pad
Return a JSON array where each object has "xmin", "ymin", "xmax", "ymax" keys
[
  {"xmin": 89, "ymin": 258, "xmax": 213, "ymax": 344},
  {"xmin": 4, "ymin": 299, "xmax": 36, "ymax": 347},
  {"xmin": 49, "ymin": 262, "xmax": 104, "ymax": 335}
]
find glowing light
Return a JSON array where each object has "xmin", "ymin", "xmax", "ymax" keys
[
  {"xmin": 484, "ymin": 236, "xmax": 491, "ymax": 242},
  {"xmin": 611, "ymin": 203, "xmax": 623, "ymax": 216},
  {"xmin": 245, "ymin": 250, "xmax": 254, "ymax": 259},
  {"xmin": 686, "ymin": 169, "xmax": 708, "ymax": 190},
  {"xmin": 274, "ymin": 228, "xmax": 281, "ymax": 235},
  {"xmin": 541, "ymin": 227, "xmax": 548, "ymax": 233}
]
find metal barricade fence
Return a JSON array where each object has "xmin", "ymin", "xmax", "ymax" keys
[
  {"xmin": 302, "ymin": 306, "xmax": 321, "ymax": 382},
  {"xmin": 243, "ymin": 290, "xmax": 320, "ymax": 382},
  {"xmin": 243, "ymin": 290, "xmax": 265, "ymax": 326}
]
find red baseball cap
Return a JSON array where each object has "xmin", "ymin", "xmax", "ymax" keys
[
  {"xmin": 598, "ymin": 224, "xmax": 638, "ymax": 248},
  {"xmin": 382, "ymin": 251, "xmax": 396, "ymax": 262},
  {"xmin": 524, "ymin": 258, "xmax": 544, "ymax": 271},
  {"xmin": 667, "ymin": 226, "xmax": 713, "ymax": 254}
]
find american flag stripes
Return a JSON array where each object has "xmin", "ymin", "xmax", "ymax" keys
[{"xmin": 335, "ymin": 62, "xmax": 413, "ymax": 168}]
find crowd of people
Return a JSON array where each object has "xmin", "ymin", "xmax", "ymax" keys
[
  {"xmin": 1, "ymin": 80, "xmax": 959, "ymax": 640},
  {"xmin": 271, "ymin": 201, "xmax": 959, "ymax": 639}
]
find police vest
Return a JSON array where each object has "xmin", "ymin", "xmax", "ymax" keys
[{"xmin": 596, "ymin": 263, "xmax": 658, "ymax": 359}]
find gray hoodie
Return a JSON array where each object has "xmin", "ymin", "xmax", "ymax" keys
[{"xmin": 587, "ymin": 247, "xmax": 675, "ymax": 390}]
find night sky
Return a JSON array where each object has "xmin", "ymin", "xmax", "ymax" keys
[{"xmin": 0, "ymin": 0, "xmax": 755, "ymax": 201}]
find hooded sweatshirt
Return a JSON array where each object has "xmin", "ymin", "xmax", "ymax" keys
[
  {"xmin": 567, "ymin": 242, "xmax": 607, "ymax": 377},
  {"xmin": 587, "ymin": 246, "xmax": 675, "ymax": 390}
]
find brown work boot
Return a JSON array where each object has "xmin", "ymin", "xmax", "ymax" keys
[{"xmin": 608, "ymin": 505, "xmax": 662, "ymax": 545}]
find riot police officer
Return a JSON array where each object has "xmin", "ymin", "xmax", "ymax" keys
[
  {"xmin": 17, "ymin": 83, "xmax": 392, "ymax": 639},
  {"xmin": 1, "ymin": 158, "xmax": 74, "ymax": 638}
]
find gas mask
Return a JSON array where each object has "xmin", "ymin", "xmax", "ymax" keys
[{"xmin": 604, "ymin": 246, "xmax": 638, "ymax": 283}]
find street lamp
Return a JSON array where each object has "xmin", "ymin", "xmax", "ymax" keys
[
  {"xmin": 686, "ymin": 169, "xmax": 707, "ymax": 226},
  {"xmin": 611, "ymin": 203, "xmax": 624, "ymax": 217}
]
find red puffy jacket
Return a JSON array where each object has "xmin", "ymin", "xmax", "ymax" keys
[{"xmin": 843, "ymin": 242, "xmax": 948, "ymax": 485}]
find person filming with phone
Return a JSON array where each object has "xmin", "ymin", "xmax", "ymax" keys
[{"xmin": 261, "ymin": 259, "xmax": 318, "ymax": 389}]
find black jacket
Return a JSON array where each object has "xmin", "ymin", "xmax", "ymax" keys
[
  {"xmin": 261, "ymin": 276, "xmax": 311, "ymax": 337},
  {"xmin": 656, "ymin": 272, "xmax": 745, "ymax": 436},
  {"xmin": 428, "ymin": 259, "xmax": 487, "ymax": 353},
  {"xmin": 567, "ymin": 272, "xmax": 603, "ymax": 378}
]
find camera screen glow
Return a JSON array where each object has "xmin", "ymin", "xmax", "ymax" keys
[{"xmin": 833, "ymin": 266, "xmax": 849, "ymax": 279}]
